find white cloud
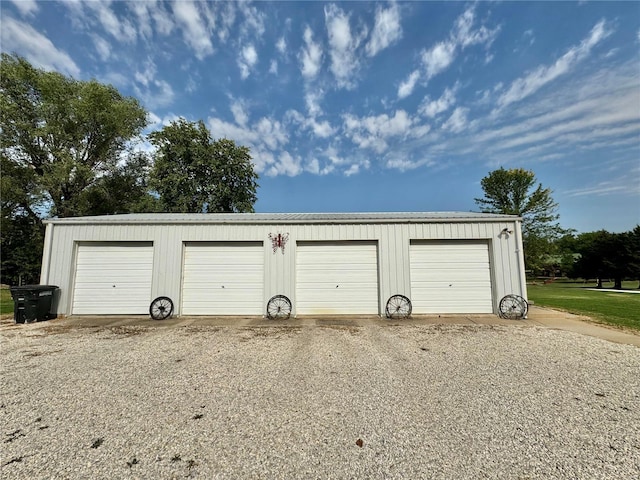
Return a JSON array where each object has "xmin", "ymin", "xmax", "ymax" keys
[
  {"xmin": 324, "ymin": 4, "xmax": 367, "ymax": 89},
  {"xmin": 398, "ymin": 5, "xmax": 500, "ymax": 97},
  {"xmin": 208, "ymin": 117, "xmax": 259, "ymax": 147},
  {"xmin": 133, "ymin": 59, "xmax": 175, "ymax": 108},
  {"xmin": 1, "ymin": 17, "xmax": 80, "ymax": 77},
  {"xmin": 309, "ymin": 119, "xmax": 335, "ymax": 138},
  {"xmin": 343, "ymin": 110, "xmax": 415, "ymax": 153},
  {"xmin": 419, "ymin": 87, "xmax": 457, "ymax": 118},
  {"xmin": 286, "ymin": 109, "xmax": 336, "ymax": 139},
  {"xmin": 128, "ymin": 1, "xmax": 153, "ymax": 40},
  {"xmin": 217, "ymin": 1, "xmax": 236, "ymax": 42},
  {"xmin": 305, "ymin": 90, "xmax": 325, "ymax": 116},
  {"xmin": 230, "ymin": 101, "xmax": 249, "ymax": 126},
  {"xmin": 306, "ymin": 158, "xmax": 334, "ymax": 175},
  {"xmin": 239, "ymin": 2, "xmax": 266, "ymax": 39},
  {"xmin": 150, "ymin": 2, "xmax": 175, "ymax": 36},
  {"xmin": 134, "ymin": 58, "xmax": 155, "ymax": 87},
  {"xmin": 85, "ymin": 1, "xmax": 137, "ymax": 44},
  {"xmin": 238, "ymin": 44, "xmax": 258, "ymax": 79},
  {"xmin": 422, "ymin": 41, "xmax": 456, "ymax": 79},
  {"xmin": 497, "ymin": 20, "xmax": 611, "ymax": 109},
  {"xmin": 409, "ymin": 124, "xmax": 431, "ymax": 139},
  {"xmin": 147, "ymin": 112, "xmax": 162, "ymax": 130},
  {"xmin": 421, "ymin": 6, "xmax": 497, "ymax": 81},
  {"xmin": 398, "ymin": 70, "xmax": 420, "ymax": 99},
  {"xmin": 91, "ymin": 34, "xmax": 112, "ymax": 61},
  {"xmin": 565, "ymin": 177, "xmax": 640, "ymax": 198},
  {"xmin": 100, "ymin": 71, "xmax": 129, "ymax": 88},
  {"xmin": 454, "ymin": 6, "xmax": 499, "ymax": 48},
  {"xmin": 269, "ymin": 60, "xmax": 278, "ymax": 74},
  {"xmin": 299, "ymin": 26, "xmax": 323, "ymax": 79},
  {"xmin": 134, "ymin": 79, "xmax": 175, "ymax": 109},
  {"xmin": 307, "ymin": 158, "xmax": 320, "ymax": 174},
  {"xmin": 9, "ymin": 0, "xmax": 38, "ymax": 17},
  {"xmin": 386, "ymin": 156, "xmax": 433, "ymax": 172},
  {"xmin": 145, "ymin": 112, "xmax": 183, "ymax": 133},
  {"xmin": 172, "ymin": 1, "xmax": 214, "ymax": 59},
  {"xmin": 185, "ymin": 75, "xmax": 198, "ymax": 93},
  {"xmin": 209, "ymin": 111, "xmax": 290, "ymax": 164},
  {"xmin": 366, "ymin": 3, "xmax": 402, "ymax": 57},
  {"xmin": 266, "ymin": 151, "xmax": 303, "ymax": 177},
  {"xmin": 276, "ymin": 36, "xmax": 287, "ymax": 54},
  {"xmin": 344, "ymin": 164, "xmax": 360, "ymax": 176},
  {"xmin": 442, "ymin": 107, "xmax": 469, "ymax": 133},
  {"xmin": 256, "ymin": 117, "xmax": 288, "ymax": 150},
  {"xmin": 244, "ymin": 44, "xmax": 258, "ymax": 64},
  {"xmin": 404, "ymin": 58, "xmax": 639, "ymax": 177}
]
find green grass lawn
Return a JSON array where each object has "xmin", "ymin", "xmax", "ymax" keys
[
  {"xmin": 1, "ymin": 288, "xmax": 14, "ymax": 315},
  {"xmin": 527, "ymin": 280, "xmax": 640, "ymax": 331}
]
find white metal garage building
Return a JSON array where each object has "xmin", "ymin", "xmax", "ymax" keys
[{"xmin": 40, "ymin": 212, "xmax": 527, "ymax": 317}]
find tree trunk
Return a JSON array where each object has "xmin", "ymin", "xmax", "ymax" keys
[
  {"xmin": 614, "ymin": 278, "xmax": 622, "ymax": 290},
  {"xmin": 596, "ymin": 278, "xmax": 603, "ymax": 289}
]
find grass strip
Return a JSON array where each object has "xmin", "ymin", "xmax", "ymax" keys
[{"xmin": 528, "ymin": 281, "xmax": 640, "ymax": 331}]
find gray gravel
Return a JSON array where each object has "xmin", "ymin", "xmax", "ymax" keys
[{"xmin": 1, "ymin": 321, "xmax": 639, "ymax": 479}]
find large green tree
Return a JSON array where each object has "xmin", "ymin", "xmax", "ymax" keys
[
  {"xmin": 474, "ymin": 167, "xmax": 565, "ymax": 273},
  {"xmin": 1, "ymin": 53, "xmax": 148, "ymax": 218},
  {"xmin": 148, "ymin": 118, "xmax": 258, "ymax": 213},
  {"xmin": 1, "ymin": 54, "xmax": 150, "ymax": 285}
]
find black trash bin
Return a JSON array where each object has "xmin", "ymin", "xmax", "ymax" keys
[{"xmin": 9, "ymin": 285, "xmax": 59, "ymax": 324}]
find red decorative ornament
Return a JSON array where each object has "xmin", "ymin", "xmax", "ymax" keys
[{"xmin": 269, "ymin": 233, "xmax": 289, "ymax": 254}]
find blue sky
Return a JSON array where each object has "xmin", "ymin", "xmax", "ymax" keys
[{"xmin": 2, "ymin": 1, "xmax": 639, "ymax": 233}]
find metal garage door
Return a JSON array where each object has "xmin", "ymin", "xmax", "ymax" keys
[
  {"xmin": 410, "ymin": 241, "xmax": 493, "ymax": 314},
  {"xmin": 182, "ymin": 242, "xmax": 264, "ymax": 315},
  {"xmin": 296, "ymin": 242, "xmax": 379, "ymax": 315},
  {"xmin": 72, "ymin": 242, "xmax": 154, "ymax": 314}
]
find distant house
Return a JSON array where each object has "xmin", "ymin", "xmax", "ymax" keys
[{"xmin": 40, "ymin": 212, "xmax": 526, "ymax": 317}]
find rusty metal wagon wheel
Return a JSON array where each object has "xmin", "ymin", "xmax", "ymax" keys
[
  {"xmin": 150, "ymin": 296, "xmax": 174, "ymax": 320},
  {"xmin": 385, "ymin": 295, "xmax": 412, "ymax": 319},
  {"xmin": 498, "ymin": 294, "xmax": 528, "ymax": 320},
  {"xmin": 266, "ymin": 295, "xmax": 292, "ymax": 319}
]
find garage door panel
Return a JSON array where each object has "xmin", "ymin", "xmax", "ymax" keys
[
  {"xmin": 410, "ymin": 242, "xmax": 493, "ymax": 314},
  {"xmin": 412, "ymin": 274, "xmax": 491, "ymax": 284},
  {"xmin": 296, "ymin": 242, "xmax": 378, "ymax": 315},
  {"xmin": 72, "ymin": 243, "xmax": 153, "ymax": 315},
  {"xmin": 182, "ymin": 243, "xmax": 263, "ymax": 315}
]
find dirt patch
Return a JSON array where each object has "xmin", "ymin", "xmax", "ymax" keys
[
  {"xmin": 318, "ymin": 324, "xmax": 361, "ymax": 335},
  {"xmin": 238, "ymin": 326, "xmax": 303, "ymax": 341},
  {"xmin": 176, "ymin": 325, "xmax": 223, "ymax": 335},
  {"xmin": 22, "ymin": 349, "xmax": 63, "ymax": 358},
  {"xmin": 41, "ymin": 324, "xmax": 89, "ymax": 336},
  {"xmin": 104, "ymin": 326, "xmax": 150, "ymax": 337}
]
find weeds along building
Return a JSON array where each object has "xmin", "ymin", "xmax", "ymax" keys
[{"xmin": 40, "ymin": 212, "xmax": 527, "ymax": 317}]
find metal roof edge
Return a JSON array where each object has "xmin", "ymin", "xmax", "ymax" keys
[{"xmin": 43, "ymin": 212, "xmax": 522, "ymax": 225}]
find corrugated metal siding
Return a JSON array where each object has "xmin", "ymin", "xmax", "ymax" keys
[{"xmin": 41, "ymin": 218, "xmax": 526, "ymax": 316}]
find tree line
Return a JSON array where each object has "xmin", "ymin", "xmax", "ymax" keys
[{"xmin": 1, "ymin": 54, "xmax": 258, "ymax": 285}]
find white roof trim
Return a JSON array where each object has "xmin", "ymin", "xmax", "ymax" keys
[{"xmin": 44, "ymin": 212, "xmax": 521, "ymax": 225}]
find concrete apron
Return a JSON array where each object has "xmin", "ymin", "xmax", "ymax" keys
[
  {"xmin": 525, "ymin": 306, "xmax": 640, "ymax": 347},
  {"xmin": 2, "ymin": 306, "xmax": 638, "ymax": 347}
]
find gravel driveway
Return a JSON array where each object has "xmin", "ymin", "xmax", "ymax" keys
[{"xmin": 1, "ymin": 320, "xmax": 639, "ymax": 479}]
